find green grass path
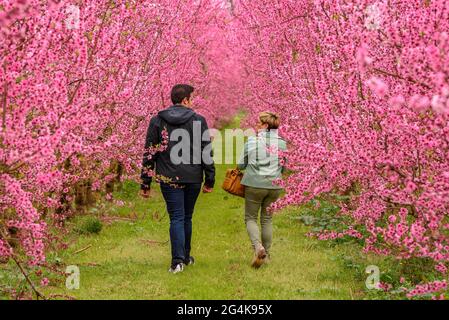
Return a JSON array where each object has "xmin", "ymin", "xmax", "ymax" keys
[
  {"xmin": 49, "ymin": 123, "xmax": 364, "ymax": 300},
  {"xmin": 53, "ymin": 170, "xmax": 363, "ymax": 299}
]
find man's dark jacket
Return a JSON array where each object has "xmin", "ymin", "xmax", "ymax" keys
[{"xmin": 140, "ymin": 104, "xmax": 215, "ymax": 190}]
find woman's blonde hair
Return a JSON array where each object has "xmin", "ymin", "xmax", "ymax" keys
[{"xmin": 259, "ymin": 112, "xmax": 280, "ymax": 130}]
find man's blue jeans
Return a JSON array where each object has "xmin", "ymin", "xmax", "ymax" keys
[{"xmin": 160, "ymin": 183, "xmax": 202, "ymax": 266}]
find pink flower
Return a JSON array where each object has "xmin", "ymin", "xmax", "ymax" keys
[
  {"xmin": 389, "ymin": 95, "xmax": 405, "ymax": 110},
  {"xmin": 366, "ymin": 77, "xmax": 389, "ymax": 97},
  {"xmin": 431, "ymin": 95, "xmax": 447, "ymax": 114},
  {"xmin": 388, "ymin": 215, "xmax": 397, "ymax": 223},
  {"xmin": 40, "ymin": 278, "xmax": 49, "ymax": 287},
  {"xmin": 436, "ymin": 263, "xmax": 448, "ymax": 274},
  {"xmin": 409, "ymin": 95, "xmax": 430, "ymax": 112},
  {"xmin": 404, "ymin": 181, "xmax": 417, "ymax": 193},
  {"xmin": 356, "ymin": 44, "xmax": 373, "ymax": 71}
]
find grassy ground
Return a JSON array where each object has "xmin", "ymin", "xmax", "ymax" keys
[
  {"xmin": 47, "ymin": 182, "xmax": 364, "ymax": 300},
  {"xmin": 45, "ymin": 163, "xmax": 367, "ymax": 296},
  {"xmin": 42, "ymin": 118, "xmax": 367, "ymax": 300}
]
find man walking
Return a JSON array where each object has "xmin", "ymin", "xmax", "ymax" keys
[{"xmin": 140, "ymin": 84, "xmax": 215, "ymax": 274}]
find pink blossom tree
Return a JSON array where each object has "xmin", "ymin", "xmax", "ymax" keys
[
  {"xmin": 234, "ymin": 0, "xmax": 449, "ymax": 298},
  {"xmin": 0, "ymin": 0, "xmax": 242, "ymax": 298}
]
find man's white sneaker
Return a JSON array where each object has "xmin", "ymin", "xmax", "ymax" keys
[
  {"xmin": 184, "ymin": 256, "xmax": 195, "ymax": 266},
  {"xmin": 168, "ymin": 263, "xmax": 184, "ymax": 274}
]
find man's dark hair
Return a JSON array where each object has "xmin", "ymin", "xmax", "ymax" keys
[{"xmin": 171, "ymin": 84, "xmax": 195, "ymax": 105}]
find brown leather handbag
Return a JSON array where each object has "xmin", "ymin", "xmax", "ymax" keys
[{"xmin": 222, "ymin": 169, "xmax": 245, "ymax": 198}]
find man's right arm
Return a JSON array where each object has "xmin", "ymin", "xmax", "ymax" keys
[
  {"xmin": 200, "ymin": 116, "xmax": 215, "ymax": 189},
  {"xmin": 140, "ymin": 117, "xmax": 160, "ymax": 191}
]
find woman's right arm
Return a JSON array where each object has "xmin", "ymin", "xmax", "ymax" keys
[{"xmin": 237, "ymin": 141, "xmax": 249, "ymax": 170}]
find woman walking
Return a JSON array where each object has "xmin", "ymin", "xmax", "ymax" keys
[{"xmin": 237, "ymin": 112, "xmax": 287, "ymax": 268}]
